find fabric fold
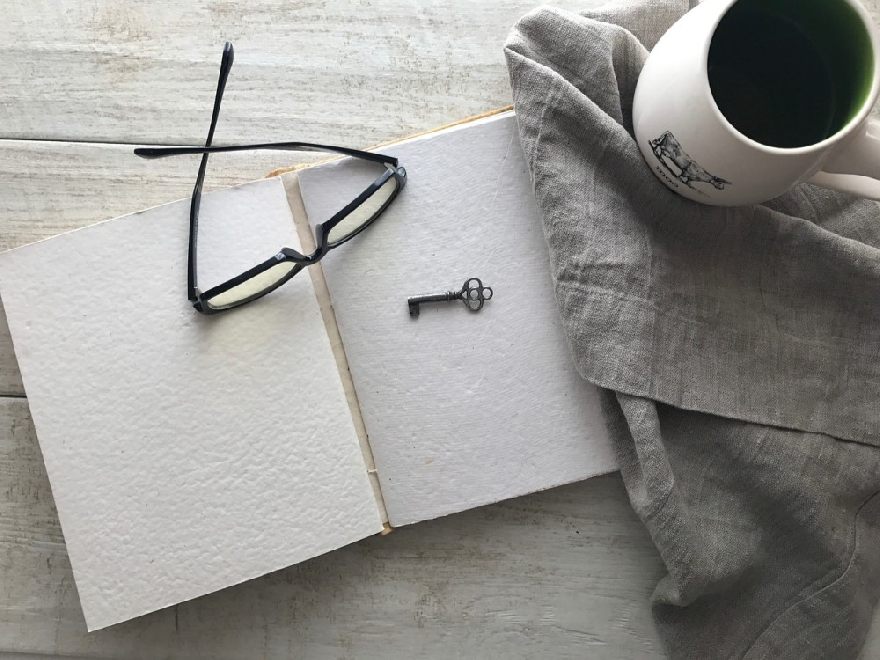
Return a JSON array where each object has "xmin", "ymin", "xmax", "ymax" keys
[
  {"xmin": 505, "ymin": 2, "xmax": 880, "ymax": 448},
  {"xmin": 505, "ymin": 2, "xmax": 880, "ymax": 657}
]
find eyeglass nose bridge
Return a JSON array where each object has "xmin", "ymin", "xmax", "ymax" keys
[{"xmin": 278, "ymin": 247, "xmax": 320, "ymax": 264}]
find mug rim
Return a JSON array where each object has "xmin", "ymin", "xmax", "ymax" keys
[{"xmin": 701, "ymin": 0, "xmax": 880, "ymax": 155}]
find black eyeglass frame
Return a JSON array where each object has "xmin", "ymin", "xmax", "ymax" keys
[{"xmin": 134, "ymin": 42, "xmax": 407, "ymax": 314}]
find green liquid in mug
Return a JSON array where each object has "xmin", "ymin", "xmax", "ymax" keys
[{"xmin": 708, "ymin": 0, "xmax": 874, "ymax": 148}]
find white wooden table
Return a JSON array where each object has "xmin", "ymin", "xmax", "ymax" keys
[{"xmin": 2, "ymin": 2, "xmax": 879, "ymax": 658}]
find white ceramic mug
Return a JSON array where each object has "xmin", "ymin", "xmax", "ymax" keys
[{"xmin": 633, "ymin": 0, "xmax": 880, "ymax": 206}]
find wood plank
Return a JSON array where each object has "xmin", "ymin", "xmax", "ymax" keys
[
  {"xmin": 0, "ymin": 0, "xmax": 593, "ymax": 146},
  {"xmin": 0, "ymin": 311, "xmax": 23, "ymax": 398},
  {"xmin": 4, "ymin": 0, "xmax": 879, "ymax": 146},
  {"xmin": 0, "ymin": 397, "xmax": 665, "ymax": 658},
  {"xmin": 0, "ymin": 140, "xmax": 326, "ymax": 253}
]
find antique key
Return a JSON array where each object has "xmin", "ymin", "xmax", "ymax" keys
[{"xmin": 408, "ymin": 277, "xmax": 493, "ymax": 318}]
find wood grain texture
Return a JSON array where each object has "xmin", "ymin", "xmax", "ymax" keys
[
  {"xmin": 0, "ymin": 309, "xmax": 23, "ymax": 397},
  {"xmin": 0, "ymin": 140, "xmax": 328, "ymax": 253},
  {"xmin": 0, "ymin": 0, "xmax": 592, "ymax": 146},
  {"xmin": 0, "ymin": 397, "xmax": 665, "ymax": 658}
]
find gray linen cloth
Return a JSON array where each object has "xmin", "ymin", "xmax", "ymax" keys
[{"xmin": 504, "ymin": 1, "xmax": 880, "ymax": 658}]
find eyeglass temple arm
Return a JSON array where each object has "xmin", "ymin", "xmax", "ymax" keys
[
  {"xmin": 188, "ymin": 41, "xmax": 235, "ymax": 302},
  {"xmin": 135, "ymin": 141, "xmax": 398, "ymax": 168}
]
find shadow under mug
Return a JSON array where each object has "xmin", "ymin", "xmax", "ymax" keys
[{"xmin": 633, "ymin": 0, "xmax": 880, "ymax": 206}]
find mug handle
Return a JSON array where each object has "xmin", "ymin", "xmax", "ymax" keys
[{"xmin": 807, "ymin": 118, "xmax": 880, "ymax": 199}]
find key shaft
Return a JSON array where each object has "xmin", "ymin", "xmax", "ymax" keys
[{"xmin": 407, "ymin": 291, "xmax": 459, "ymax": 317}]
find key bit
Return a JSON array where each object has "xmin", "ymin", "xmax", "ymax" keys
[{"xmin": 408, "ymin": 277, "xmax": 493, "ymax": 318}]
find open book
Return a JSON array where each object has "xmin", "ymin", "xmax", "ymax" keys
[{"xmin": 0, "ymin": 111, "xmax": 616, "ymax": 631}]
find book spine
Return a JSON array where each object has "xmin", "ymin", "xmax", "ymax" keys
[{"xmin": 282, "ymin": 175, "xmax": 392, "ymax": 531}]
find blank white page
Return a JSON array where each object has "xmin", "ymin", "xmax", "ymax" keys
[
  {"xmin": 0, "ymin": 178, "xmax": 382, "ymax": 630},
  {"xmin": 298, "ymin": 113, "xmax": 617, "ymax": 527}
]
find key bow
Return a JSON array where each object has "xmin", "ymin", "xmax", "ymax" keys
[{"xmin": 460, "ymin": 277, "xmax": 493, "ymax": 312}]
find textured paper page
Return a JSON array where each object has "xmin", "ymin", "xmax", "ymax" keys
[
  {"xmin": 298, "ymin": 113, "xmax": 618, "ymax": 527},
  {"xmin": 0, "ymin": 178, "xmax": 382, "ymax": 630}
]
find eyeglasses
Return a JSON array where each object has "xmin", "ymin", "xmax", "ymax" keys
[{"xmin": 134, "ymin": 43, "xmax": 407, "ymax": 314}]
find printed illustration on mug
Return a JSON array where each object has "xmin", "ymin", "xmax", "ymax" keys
[{"xmin": 649, "ymin": 132, "xmax": 732, "ymax": 192}]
